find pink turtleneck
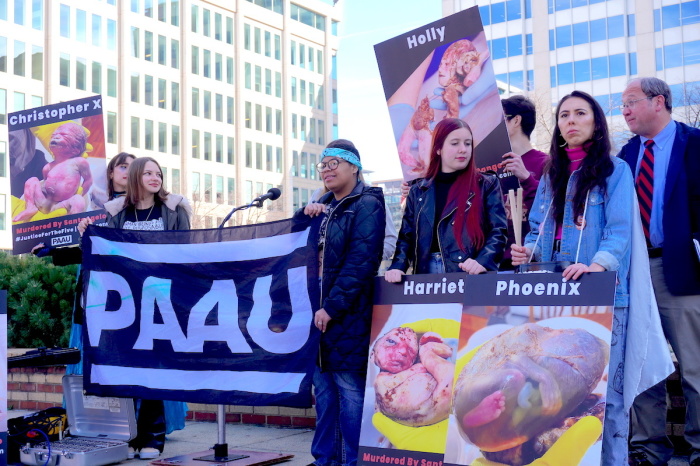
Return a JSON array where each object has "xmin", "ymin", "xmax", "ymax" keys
[
  {"xmin": 555, "ymin": 146, "xmax": 588, "ymax": 240},
  {"xmin": 565, "ymin": 145, "xmax": 587, "ymax": 173}
]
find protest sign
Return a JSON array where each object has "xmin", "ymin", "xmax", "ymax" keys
[
  {"xmin": 360, "ymin": 272, "xmax": 616, "ymax": 466},
  {"xmin": 9, "ymin": 95, "xmax": 107, "ymax": 254},
  {"xmin": 81, "ymin": 219, "xmax": 319, "ymax": 408},
  {"xmin": 375, "ymin": 7, "xmax": 515, "ymax": 190}
]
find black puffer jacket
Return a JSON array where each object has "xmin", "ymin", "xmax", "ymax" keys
[
  {"xmin": 390, "ymin": 173, "xmax": 507, "ymax": 273},
  {"xmin": 300, "ymin": 181, "xmax": 386, "ymax": 372}
]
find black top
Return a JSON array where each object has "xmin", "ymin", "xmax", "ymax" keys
[
  {"xmin": 431, "ymin": 170, "xmax": 461, "ymax": 252},
  {"xmin": 123, "ymin": 199, "xmax": 164, "ymax": 227}
]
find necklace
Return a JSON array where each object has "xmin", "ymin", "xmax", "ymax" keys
[
  {"xmin": 136, "ymin": 203, "xmax": 155, "ymax": 222},
  {"xmin": 570, "ymin": 158, "xmax": 585, "ymax": 162}
]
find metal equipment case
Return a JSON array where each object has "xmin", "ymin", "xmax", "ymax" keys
[{"xmin": 20, "ymin": 375, "xmax": 136, "ymax": 466}]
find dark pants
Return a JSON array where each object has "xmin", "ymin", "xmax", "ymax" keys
[
  {"xmin": 630, "ymin": 257, "xmax": 700, "ymax": 464},
  {"xmin": 129, "ymin": 399, "xmax": 166, "ymax": 452}
]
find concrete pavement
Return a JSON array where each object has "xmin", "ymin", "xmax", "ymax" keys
[
  {"xmin": 128, "ymin": 421, "xmax": 314, "ymax": 465},
  {"xmin": 9, "ymin": 410, "xmax": 692, "ymax": 465}
]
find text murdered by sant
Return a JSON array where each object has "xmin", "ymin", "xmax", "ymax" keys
[{"xmin": 361, "ymin": 446, "xmax": 443, "ymax": 466}]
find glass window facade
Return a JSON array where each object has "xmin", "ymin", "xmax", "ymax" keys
[
  {"xmin": 32, "ymin": 0, "xmax": 42, "ymax": 30},
  {"xmin": 550, "ymin": 53, "xmax": 631, "ymax": 85},
  {"xmin": 76, "ymin": 9, "xmax": 86, "ymax": 42},
  {"xmin": 657, "ymin": 40, "xmax": 700, "ymax": 70},
  {"xmin": 548, "ymin": 15, "xmax": 629, "ymax": 50},
  {"xmin": 171, "ymin": 39, "xmax": 179, "ymax": 69},
  {"xmin": 13, "ymin": 0, "xmax": 23, "ymax": 25},
  {"xmin": 60, "ymin": 53, "xmax": 70, "ymax": 86},
  {"xmin": 60, "ymin": 4, "xmax": 70, "ymax": 38},
  {"xmin": 290, "ymin": 3, "xmax": 325, "ymax": 31},
  {"xmin": 32, "ymin": 45, "xmax": 42, "ymax": 80},
  {"xmin": 108, "ymin": 66, "xmax": 116, "ymax": 97},
  {"xmin": 92, "ymin": 14, "xmax": 102, "ymax": 47},
  {"xmin": 246, "ymin": 0, "xmax": 283, "ymax": 14},
  {"xmin": 13, "ymin": 40, "xmax": 24, "ymax": 76}
]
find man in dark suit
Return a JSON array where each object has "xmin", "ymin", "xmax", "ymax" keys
[{"xmin": 619, "ymin": 77, "xmax": 700, "ymax": 466}]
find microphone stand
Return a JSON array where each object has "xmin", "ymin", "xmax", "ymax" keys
[
  {"xmin": 204, "ymin": 197, "xmax": 265, "ymax": 462},
  {"xmin": 218, "ymin": 199, "xmax": 264, "ymax": 229}
]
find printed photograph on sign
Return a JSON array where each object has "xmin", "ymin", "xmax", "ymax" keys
[
  {"xmin": 9, "ymin": 96, "xmax": 107, "ymax": 254},
  {"xmin": 375, "ymin": 7, "xmax": 513, "ymax": 185},
  {"xmin": 445, "ymin": 305, "xmax": 614, "ymax": 466},
  {"xmin": 359, "ymin": 303, "xmax": 461, "ymax": 460}
]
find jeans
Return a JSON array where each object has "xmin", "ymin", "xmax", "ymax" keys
[
  {"xmin": 428, "ymin": 252, "xmax": 445, "ymax": 274},
  {"xmin": 311, "ymin": 368, "xmax": 365, "ymax": 466},
  {"xmin": 600, "ymin": 306, "xmax": 629, "ymax": 466}
]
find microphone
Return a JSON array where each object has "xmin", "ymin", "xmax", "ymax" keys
[
  {"xmin": 253, "ymin": 187, "xmax": 282, "ymax": 204},
  {"xmin": 219, "ymin": 188, "xmax": 282, "ymax": 227}
]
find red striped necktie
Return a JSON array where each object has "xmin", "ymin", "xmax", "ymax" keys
[{"xmin": 636, "ymin": 139, "xmax": 654, "ymax": 241}]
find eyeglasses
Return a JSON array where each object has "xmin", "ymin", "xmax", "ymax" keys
[
  {"xmin": 619, "ymin": 96, "xmax": 654, "ymax": 111},
  {"xmin": 316, "ymin": 159, "xmax": 347, "ymax": 172}
]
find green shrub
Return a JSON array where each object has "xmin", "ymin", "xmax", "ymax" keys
[{"xmin": 0, "ymin": 252, "xmax": 78, "ymax": 348}]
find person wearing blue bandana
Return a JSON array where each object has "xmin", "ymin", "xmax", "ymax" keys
[{"xmin": 297, "ymin": 139, "xmax": 386, "ymax": 466}]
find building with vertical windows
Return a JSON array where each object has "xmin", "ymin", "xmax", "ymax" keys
[
  {"xmin": 443, "ymin": 0, "xmax": 700, "ymax": 147},
  {"xmin": 0, "ymin": 0, "xmax": 338, "ymax": 250},
  {"xmin": 372, "ymin": 178, "xmax": 402, "ymax": 234}
]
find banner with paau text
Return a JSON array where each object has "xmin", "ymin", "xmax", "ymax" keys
[{"xmin": 81, "ymin": 218, "xmax": 319, "ymax": 408}]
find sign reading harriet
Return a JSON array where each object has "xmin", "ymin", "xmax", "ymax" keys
[
  {"xmin": 9, "ymin": 95, "xmax": 107, "ymax": 255},
  {"xmin": 359, "ymin": 272, "xmax": 616, "ymax": 466},
  {"xmin": 374, "ymin": 7, "xmax": 515, "ymax": 189},
  {"xmin": 81, "ymin": 219, "xmax": 320, "ymax": 408}
]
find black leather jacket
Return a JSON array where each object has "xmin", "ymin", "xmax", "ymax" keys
[
  {"xmin": 390, "ymin": 173, "xmax": 507, "ymax": 273},
  {"xmin": 298, "ymin": 181, "xmax": 386, "ymax": 372}
]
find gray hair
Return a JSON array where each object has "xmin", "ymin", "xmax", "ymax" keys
[{"xmin": 637, "ymin": 77, "xmax": 672, "ymax": 112}]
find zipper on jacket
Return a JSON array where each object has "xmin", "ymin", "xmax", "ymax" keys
[
  {"xmin": 318, "ymin": 189, "xmax": 364, "ymax": 370},
  {"xmin": 415, "ymin": 192, "xmax": 427, "ymax": 271},
  {"xmin": 319, "ymin": 190, "xmax": 361, "ymax": 299},
  {"xmin": 437, "ymin": 192, "xmax": 475, "ymax": 270}
]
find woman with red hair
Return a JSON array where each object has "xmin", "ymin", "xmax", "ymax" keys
[{"xmin": 386, "ymin": 118, "xmax": 507, "ymax": 280}]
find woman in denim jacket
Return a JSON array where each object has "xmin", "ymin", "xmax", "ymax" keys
[{"xmin": 511, "ymin": 91, "xmax": 635, "ymax": 466}]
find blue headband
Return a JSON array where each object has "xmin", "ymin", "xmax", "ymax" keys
[{"xmin": 322, "ymin": 148, "xmax": 363, "ymax": 171}]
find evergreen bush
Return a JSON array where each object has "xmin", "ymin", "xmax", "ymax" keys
[{"xmin": 0, "ymin": 252, "xmax": 78, "ymax": 348}]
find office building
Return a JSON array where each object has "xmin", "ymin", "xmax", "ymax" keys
[
  {"xmin": 0, "ymin": 0, "xmax": 337, "ymax": 250},
  {"xmin": 443, "ymin": 0, "xmax": 700, "ymax": 148},
  {"xmin": 373, "ymin": 178, "xmax": 402, "ymax": 234}
]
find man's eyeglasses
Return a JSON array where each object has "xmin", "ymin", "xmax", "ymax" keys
[
  {"xmin": 316, "ymin": 158, "xmax": 347, "ymax": 172},
  {"xmin": 619, "ymin": 96, "xmax": 655, "ymax": 111}
]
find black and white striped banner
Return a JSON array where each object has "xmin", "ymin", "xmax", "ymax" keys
[{"xmin": 81, "ymin": 218, "xmax": 319, "ymax": 407}]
